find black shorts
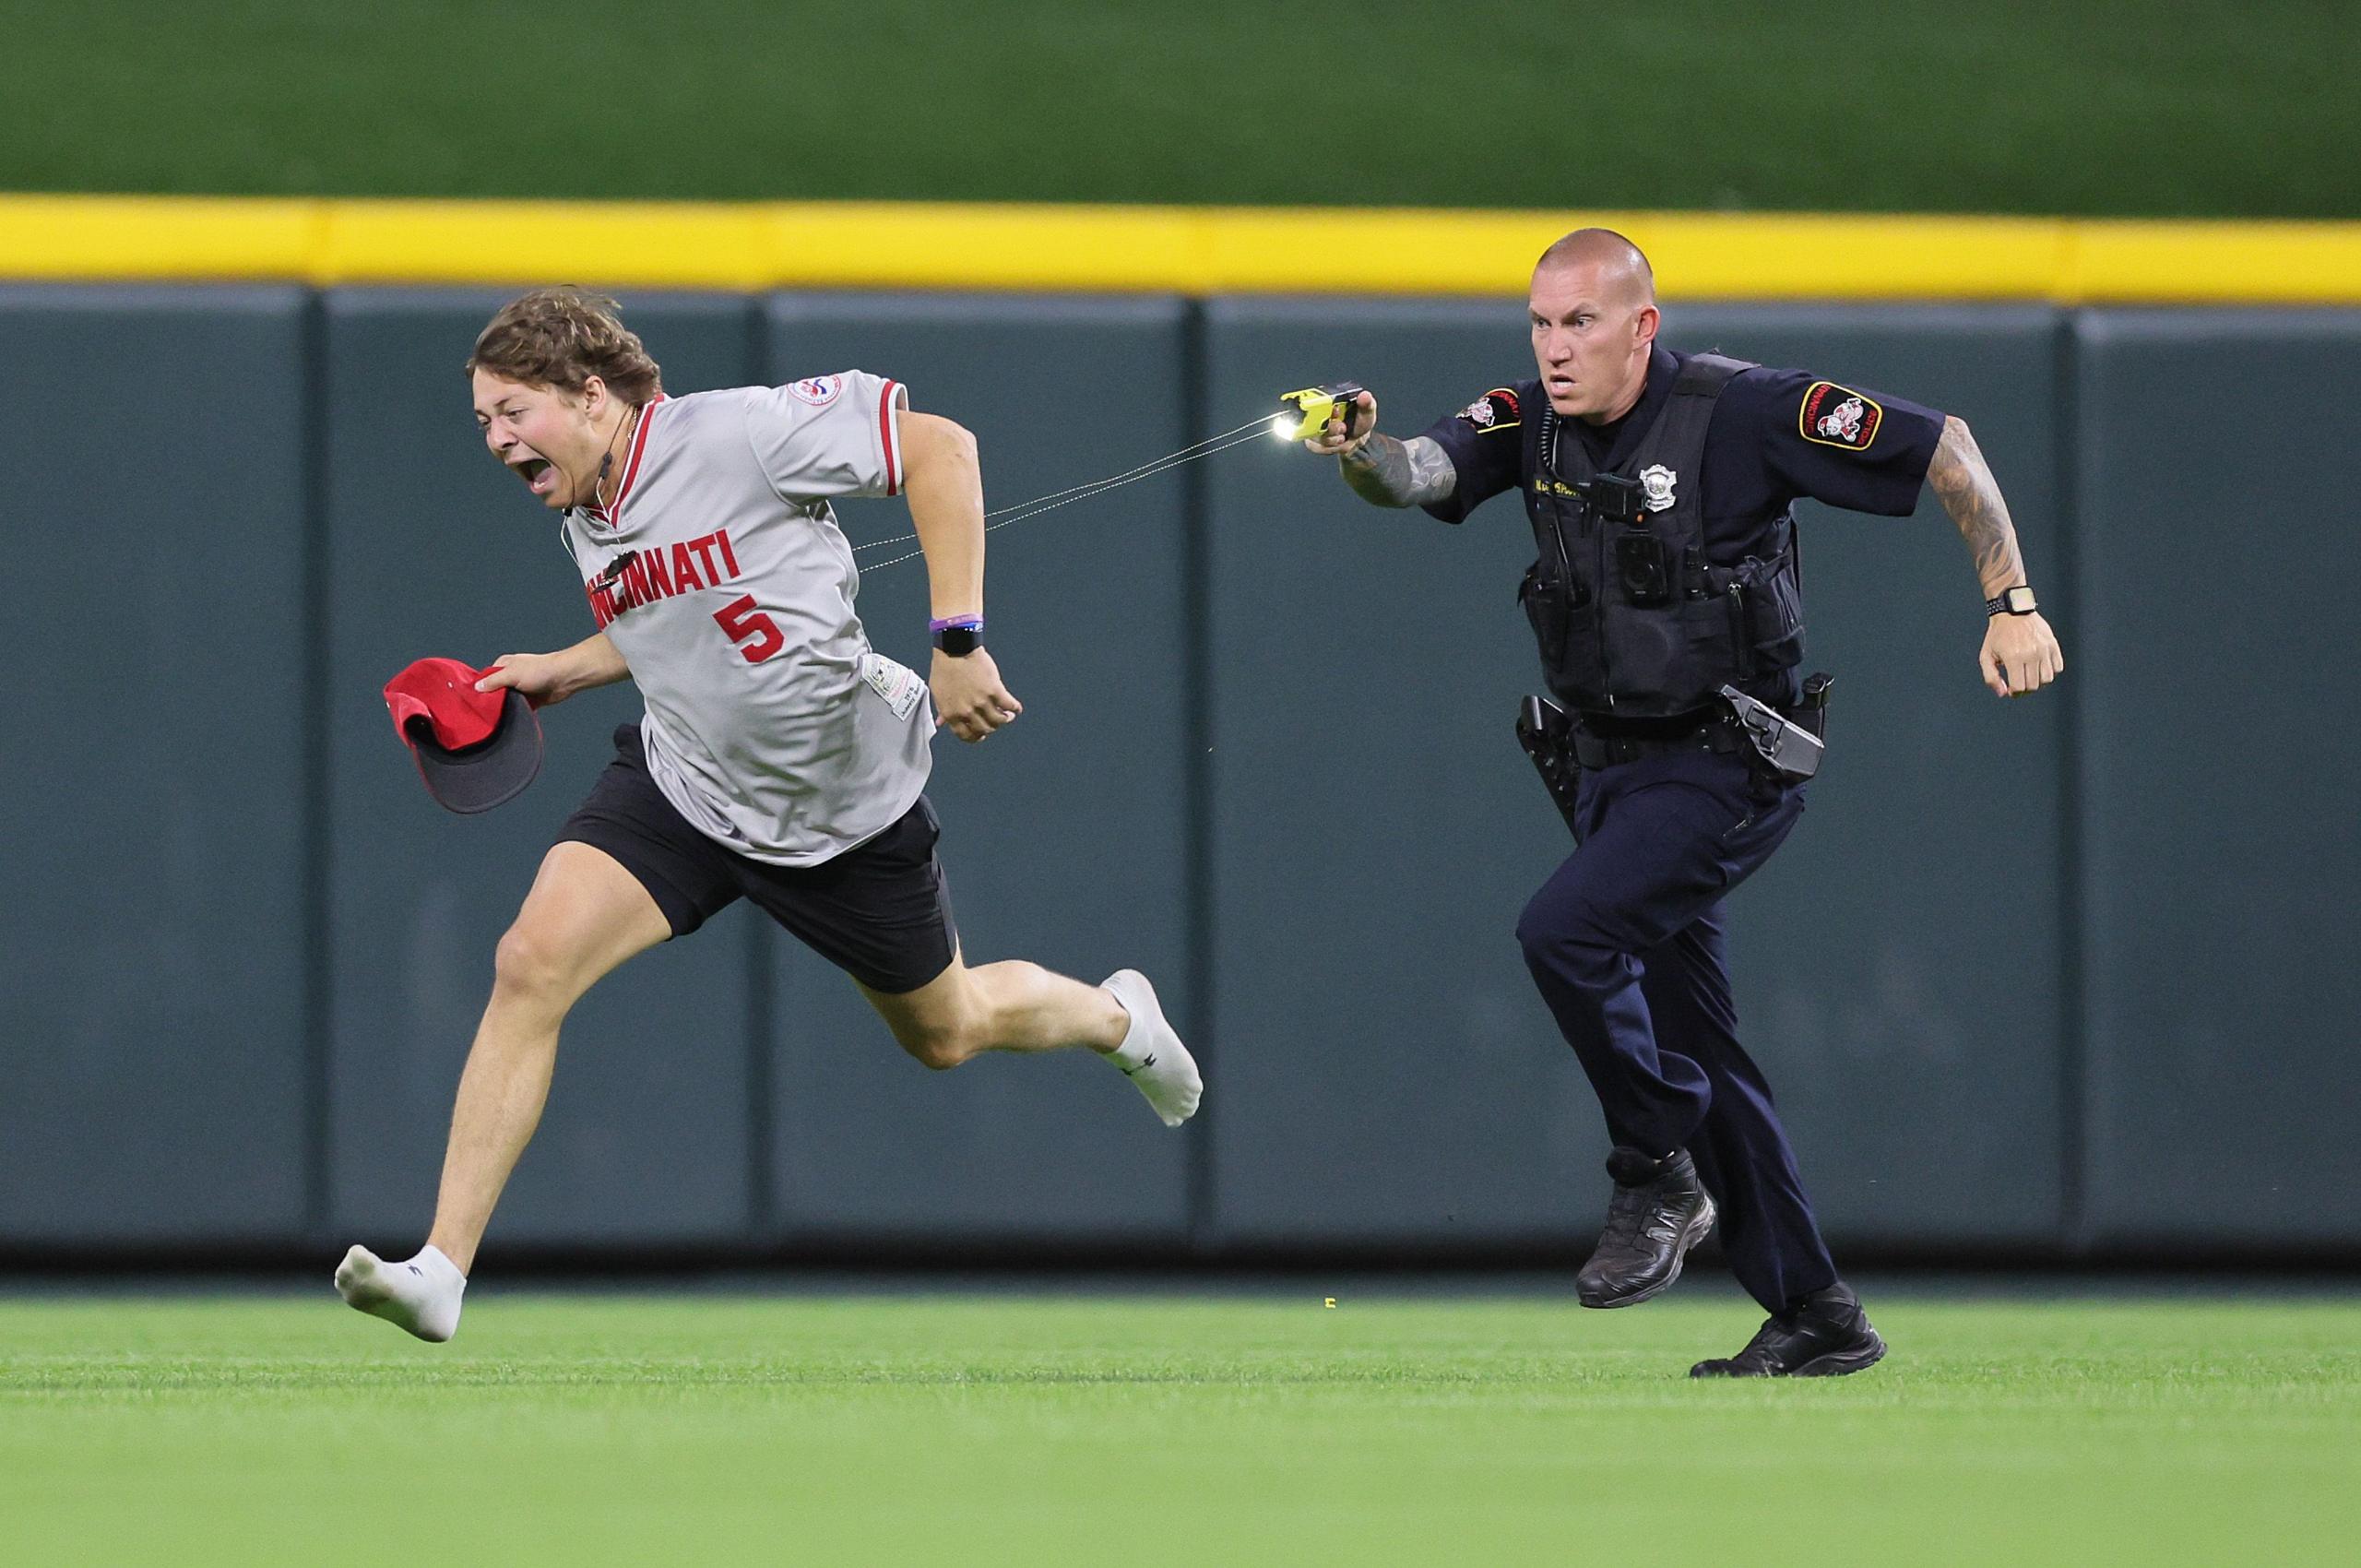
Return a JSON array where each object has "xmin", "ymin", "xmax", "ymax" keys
[{"xmin": 557, "ymin": 723, "xmax": 958, "ymax": 994}]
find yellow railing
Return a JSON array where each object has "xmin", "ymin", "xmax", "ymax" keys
[{"xmin": 3, "ymin": 196, "xmax": 2356, "ymax": 303}]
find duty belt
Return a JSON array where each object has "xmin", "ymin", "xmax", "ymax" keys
[{"xmin": 1569, "ymin": 716, "xmax": 1749, "ymax": 769}]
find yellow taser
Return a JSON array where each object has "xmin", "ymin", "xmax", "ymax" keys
[{"xmin": 1273, "ymin": 381, "xmax": 1367, "ymax": 443}]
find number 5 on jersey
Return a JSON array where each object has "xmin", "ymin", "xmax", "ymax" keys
[{"xmin": 715, "ymin": 594, "xmax": 785, "ymax": 662}]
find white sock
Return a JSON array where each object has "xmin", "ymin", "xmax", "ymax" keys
[
  {"xmin": 335, "ymin": 1243, "xmax": 467, "ymax": 1343},
  {"xmin": 1100, "ymin": 969, "xmax": 1203, "ymax": 1128}
]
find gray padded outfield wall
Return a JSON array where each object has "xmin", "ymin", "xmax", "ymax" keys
[
  {"xmin": 2071, "ymin": 310, "xmax": 2361, "ymax": 1249},
  {"xmin": 0, "ymin": 286, "xmax": 313, "ymax": 1242},
  {"xmin": 4, "ymin": 282, "xmax": 2357, "ymax": 1260}
]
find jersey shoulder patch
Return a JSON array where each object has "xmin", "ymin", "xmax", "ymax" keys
[
  {"xmin": 1797, "ymin": 381, "xmax": 1883, "ymax": 450},
  {"xmin": 1455, "ymin": 386, "xmax": 1522, "ymax": 433},
  {"xmin": 786, "ymin": 374, "xmax": 844, "ymax": 408}
]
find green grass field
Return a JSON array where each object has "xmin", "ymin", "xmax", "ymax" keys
[
  {"xmin": 3, "ymin": 1, "xmax": 2356, "ymax": 217},
  {"xmin": 4, "ymin": 1289, "xmax": 2355, "ymax": 1565}
]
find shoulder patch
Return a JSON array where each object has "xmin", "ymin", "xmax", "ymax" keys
[
  {"xmin": 787, "ymin": 374, "xmax": 844, "ymax": 408},
  {"xmin": 1798, "ymin": 382, "xmax": 1882, "ymax": 450},
  {"xmin": 1456, "ymin": 386, "xmax": 1522, "ymax": 433}
]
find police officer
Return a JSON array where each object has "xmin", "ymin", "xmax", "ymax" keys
[{"xmin": 1304, "ymin": 228, "xmax": 2062, "ymax": 1377}]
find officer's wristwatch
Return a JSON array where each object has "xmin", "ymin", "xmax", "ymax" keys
[{"xmin": 1985, "ymin": 586, "xmax": 2038, "ymax": 617}]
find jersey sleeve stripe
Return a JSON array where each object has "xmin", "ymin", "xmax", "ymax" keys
[{"xmin": 878, "ymin": 379, "xmax": 902, "ymax": 496}]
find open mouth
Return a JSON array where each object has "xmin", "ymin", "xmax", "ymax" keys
[{"xmin": 513, "ymin": 456, "xmax": 557, "ymax": 496}]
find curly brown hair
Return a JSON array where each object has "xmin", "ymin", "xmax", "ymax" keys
[{"xmin": 465, "ymin": 288, "xmax": 663, "ymax": 405}]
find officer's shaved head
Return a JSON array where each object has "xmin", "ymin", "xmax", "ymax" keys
[
  {"xmin": 1528, "ymin": 228, "xmax": 1661, "ymax": 422},
  {"xmin": 1536, "ymin": 228, "xmax": 1655, "ymax": 305}
]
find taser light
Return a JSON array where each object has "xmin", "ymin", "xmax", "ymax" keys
[{"xmin": 1273, "ymin": 382, "xmax": 1368, "ymax": 442}]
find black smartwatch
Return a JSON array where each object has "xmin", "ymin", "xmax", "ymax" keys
[
  {"xmin": 1985, "ymin": 586, "xmax": 2037, "ymax": 617},
  {"xmin": 931, "ymin": 617, "xmax": 983, "ymax": 657}
]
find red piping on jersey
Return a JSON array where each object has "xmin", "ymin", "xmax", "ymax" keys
[
  {"xmin": 589, "ymin": 393, "xmax": 667, "ymax": 525},
  {"xmin": 878, "ymin": 380, "xmax": 901, "ymax": 496}
]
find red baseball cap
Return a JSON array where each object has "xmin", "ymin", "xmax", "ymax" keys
[{"xmin": 384, "ymin": 657, "xmax": 544, "ymax": 814}]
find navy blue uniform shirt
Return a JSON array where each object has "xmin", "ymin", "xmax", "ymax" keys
[{"xmin": 1418, "ymin": 345, "xmax": 1948, "ymax": 559}]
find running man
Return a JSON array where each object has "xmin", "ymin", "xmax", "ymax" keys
[{"xmin": 338, "ymin": 289, "xmax": 1201, "ymax": 1342}]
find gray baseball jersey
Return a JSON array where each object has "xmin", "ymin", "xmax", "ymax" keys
[{"xmin": 558, "ymin": 373, "xmax": 933, "ymax": 866}]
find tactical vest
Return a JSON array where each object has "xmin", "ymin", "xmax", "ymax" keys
[{"xmin": 1518, "ymin": 353, "xmax": 1805, "ymax": 718}]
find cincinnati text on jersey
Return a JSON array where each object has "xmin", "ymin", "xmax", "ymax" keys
[{"xmin": 585, "ymin": 527, "xmax": 743, "ymax": 628}]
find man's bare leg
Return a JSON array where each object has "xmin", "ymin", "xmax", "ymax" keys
[
  {"xmin": 860, "ymin": 956, "xmax": 1204, "ymax": 1125},
  {"xmin": 336, "ymin": 842, "xmax": 672, "ymax": 1339}
]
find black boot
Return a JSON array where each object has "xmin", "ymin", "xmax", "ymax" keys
[
  {"xmin": 1575, "ymin": 1146, "xmax": 1716, "ymax": 1308},
  {"xmin": 1690, "ymin": 1282, "xmax": 1887, "ymax": 1377}
]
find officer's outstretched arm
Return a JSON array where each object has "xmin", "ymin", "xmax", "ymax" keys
[
  {"xmin": 1302, "ymin": 390, "xmax": 1457, "ymax": 508},
  {"xmin": 1926, "ymin": 414, "xmax": 2066, "ymax": 699}
]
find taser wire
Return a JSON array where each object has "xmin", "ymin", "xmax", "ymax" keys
[{"xmin": 850, "ymin": 415, "xmax": 1278, "ymax": 571}]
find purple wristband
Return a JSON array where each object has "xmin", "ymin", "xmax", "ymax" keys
[{"xmin": 930, "ymin": 615, "xmax": 983, "ymax": 633}]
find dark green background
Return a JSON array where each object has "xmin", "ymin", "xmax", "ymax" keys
[{"xmin": 3, "ymin": 1, "xmax": 2355, "ymax": 216}]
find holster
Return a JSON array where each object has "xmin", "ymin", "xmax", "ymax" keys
[
  {"xmin": 1718, "ymin": 675, "xmax": 1833, "ymax": 786},
  {"xmin": 1515, "ymin": 695, "xmax": 1584, "ymax": 838}
]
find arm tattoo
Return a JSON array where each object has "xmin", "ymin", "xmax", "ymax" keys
[
  {"xmin": 1340, "ymin": 434, "xmax": 1457, "ymax": 508},
  {"xmin": 1927, "ymin": 415, "xmax": 2027, "ymax": 597}
]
